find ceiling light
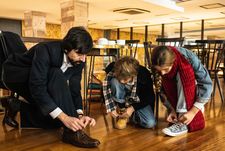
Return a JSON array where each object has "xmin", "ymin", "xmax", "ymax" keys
[
  {"xmin": 114, "ymin": 19, "xmax": 129, "ymax": 21},
  {"xmin": 171, "ymin": 17, "xmax": 189, "ymax": 20},
  {"xmin": 200, "ymin": 3, "xmax": 225, "ymax": 9},
  {"xmin": 155, "ymin": 13, "xmax": 170, "ymax": 16},
  {"xmin": 173, "ymin": 0, "xmax": 192, "ymax": 3},
  {"xmin": 113, "ymin": 8, "xmax": 150, "ymax": 15},
  {"xmin": 195, "ymin": 22, "xmax": 212, "ymax": 25},
  {"xmin": 104, "ymin": 25, "xmax": 118, "ymax": 28},
  {"xmin": 210, "ymin": 24, "xmax": 225, "ymax": 28},
  {"xmin": 88, "ymin": 23, "xmax": 97, "ymax": 25},
  {"xmin": 133, "ymin": 21, "xmax": 150, "ymax": 25},
  {"xmin": 143, "ymin": 0, "xmax": 184, "ymax": 12}
]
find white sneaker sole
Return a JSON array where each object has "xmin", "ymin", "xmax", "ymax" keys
[{"xmin": 162, "ymin": 128, "xmax": 188, "ymax": 137}]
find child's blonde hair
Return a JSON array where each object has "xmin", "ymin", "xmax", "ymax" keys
[{"xmin": 114, "ymin": 56, "xmax": 139, "ymax": 81}]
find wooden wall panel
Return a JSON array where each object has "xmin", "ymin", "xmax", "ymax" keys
[
  {"xmin": 110, "ymin": 30, "xmax": 117, "ymax": 40},
  {"xmin": 22, "ymin": 21, "xmax": 61, "ymax": 39},
  {"xmin": 46, "ymin": 23, "xmax": 61, "ymax": 39},
  {"xmin": 88, "ymin": 28, "xmax": 104, "ymax": 42}
]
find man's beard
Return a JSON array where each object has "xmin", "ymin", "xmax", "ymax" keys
[
  {"xmin": 72, "ymin": 61, "xmax": 83, "ymax": 66},
  {"xmin": 74, "ymin": 61, "xmax": 82, "ymax": 64},
  {"xmin": 68, "ymin": 58, "xmax": 82, "ymax": 66}
]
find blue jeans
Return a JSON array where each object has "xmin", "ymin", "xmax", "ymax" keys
[
  {"xmin": 131, "ymin": 105, "xmax": 156, "ymax": 128},
  {"xmin": 110, "ymin": 78, "xmax": 127, "ymax": 104},
  {"xmin": 110, "ymin": 78, "xmax": 156, "ymax": 128}
]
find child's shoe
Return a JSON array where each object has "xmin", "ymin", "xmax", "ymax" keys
[
  {"xmin": 112, "ymin": 108, "xmax": 128, "ymax": 130},
  {"xmin": 162, "ymin": 122, "xmax": 188, "ymax": 137}
]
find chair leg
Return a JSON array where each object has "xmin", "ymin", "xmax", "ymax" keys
[
  {"xmin": 1, "ymin": 96, "xmax": 19, "ymax": 128},
  {"xmin": 215, "ymin": 74, "xmax": 224, "ymax": 103},
  {"xmin": 155, "ymin": 93, "xmax": 159, "ymax": 124},
  {"xmin": 212, "ymin": 78, "xmax": 217, "ymax": 99},
  {"xmin": 0, "ymin": 101, "xmax": 4, "ymax": 113},
  {"xmin": 88, "ymin": 98, "xmax": 91, "ymax": 116},
  {"xmin": 223, "ymin": 69, "xmax": 225, "ymax": 81},
  {"xmin": 100, "ymin": 96, "xmax": 105, "ymax": 111}
]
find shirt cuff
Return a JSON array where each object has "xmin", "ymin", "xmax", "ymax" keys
[
  {"xmin": 76, "ymin": 109, "xmax": 83, "ymax": 115},
  {"xmin": 194, "ymin": 102, "xmax": 205, "ymax": 110},
  {"xmin": 49, "ymin": 107, "xmax": 63, "ymax": 119}
]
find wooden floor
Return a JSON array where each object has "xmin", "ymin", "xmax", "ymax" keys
[{"xmin": 0, "ymin": 80, "xmax": 225, "ymax": 151}]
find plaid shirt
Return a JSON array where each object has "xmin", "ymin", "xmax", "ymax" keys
[{"xmin": 103, "ymin": 71, "xmax": 140, "ymax": 113}]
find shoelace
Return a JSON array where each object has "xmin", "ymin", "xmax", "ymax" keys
[
  {"xmin": 169, "ymin": 123, "xmax": 184, "ymax": 131},
  {"xmin": 79, "ymin": 131, "xmax": 90, "ymax": 140}
]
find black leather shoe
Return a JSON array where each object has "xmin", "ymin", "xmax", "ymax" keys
[
  {"xmin": 62, "ymin": 128, "xmax": 100, "ymax": 148},
  {"xmin": 1, "ymin": 97, "xmax": 20, "ymax": 128}
]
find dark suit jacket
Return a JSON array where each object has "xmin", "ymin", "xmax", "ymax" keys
[{"xmin": 3, "ymin": 41, "xmax": 84, "ymax": 115}]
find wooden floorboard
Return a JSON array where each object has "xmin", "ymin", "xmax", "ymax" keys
[{"xmin": 0, "ymin": 80, "xmax": 225, "ymax": 151}]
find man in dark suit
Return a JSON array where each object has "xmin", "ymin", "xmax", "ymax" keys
[{"xmin": 2, "ymin": 26, "xmax": 100, "ymax": 148}]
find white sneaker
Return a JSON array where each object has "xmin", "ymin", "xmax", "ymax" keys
[{"xmin": 162, "ymin": 123, "xmax": 188, "ymax": 137}]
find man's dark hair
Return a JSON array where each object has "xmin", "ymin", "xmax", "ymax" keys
[{"xmin": 62, "ymin": 26, "xmax": 93, "ymax": 54}]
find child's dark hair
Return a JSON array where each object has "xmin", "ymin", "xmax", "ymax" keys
[
  {"xmin": 151, "ymin": 46, "xmax": 175, "ymax": 66},
  {"xmin": 62, "ymin": 26, "xmax": 93, "ymax": 54}
]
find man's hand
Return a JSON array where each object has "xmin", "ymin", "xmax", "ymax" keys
[
  {"xmin": 110, "ymin": 110, "xmax": 119, "ymax": 118},
  {"xmin": 79, "ymin": 116, "xmax": 96, "ymax": 128},
  {"xmin": 167, "ymin": 110, "xmax": 178, "ymax": 123},
  {"xmin": 179, "ymin": 106, "xmax": 199, "ymax": 125},
  {"xmin": 120, "ymin": 106, "xmax": 134, "ymax": 118},
  {"xmin": 58, "ymin": 112, "xmax": 85, "ymax": 132}
]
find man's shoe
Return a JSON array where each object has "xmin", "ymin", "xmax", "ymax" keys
[
  {"xmin": 62, "ymin": 129, "xmax": 100, "ymax": 148},
  {"xmin": 1, "ymin": 97, "xmax": 20, "ymax": 128},
  {"xmin": 162, "ymin": 122, "xmax": 188, "ymax": 137},
  {"xmin": 3, "ymin": 114, "xmax": 19, "ymax": 128}
]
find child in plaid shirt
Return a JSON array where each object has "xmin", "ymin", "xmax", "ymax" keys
[{"xmin": 103, "ymin": 56, "xmax": 156, "ymax": 129}]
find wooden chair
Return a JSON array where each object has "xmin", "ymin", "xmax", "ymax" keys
[
  {"xmin": 195, "ymin": 40, "xmax": 225, "ymax": 103},
  {"xmin": 84, "ymin": 48, "xmax": 118, "ymax": 115},
  {"xmin": 0, "ymin": 31, "xmax": 27, "ymax": 127},
  {"xmin": 156, "ymin": 37, "xmax": 185, "ymax": 47},
  {"xmin": 143, "ymin": 41, "xmax": 153, "ymax": 69},
  {"xmin": 120, "ymin": 40, "xmax": 140, "ymax": 58}
]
